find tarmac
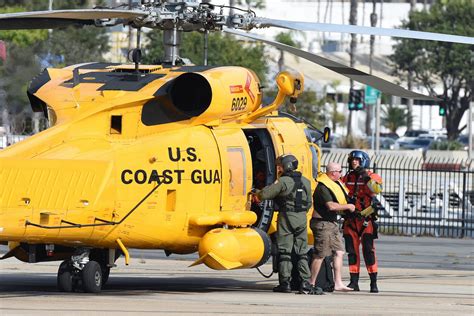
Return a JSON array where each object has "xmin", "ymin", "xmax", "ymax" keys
[{"xmin": 0, "ymin": 235, "xmax": 473, "ymax": 315}]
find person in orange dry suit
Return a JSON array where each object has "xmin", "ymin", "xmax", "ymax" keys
[{"xmin": 342, "ymin": 150, "xmax": 383, "ymax": 293}]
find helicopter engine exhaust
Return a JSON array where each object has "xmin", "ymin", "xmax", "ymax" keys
[
  {"xmin": 164, "ymin": 67, "xmax": 261, "ymax": 123},
  {"xmin": 190, "ymin": 227, "xmax": 271, "ymax": 270},
  {"xmin": 169, "ymin": 72, "xmax": 213, "ymax": 117}
]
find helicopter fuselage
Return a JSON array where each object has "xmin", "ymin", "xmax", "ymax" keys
[{"xmin": 0, "ymin": 63, "xmax": 317, "ymax": 264}]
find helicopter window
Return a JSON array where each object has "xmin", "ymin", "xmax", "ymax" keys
[
  {"xmin": 304, "ymin": 128, "xmax": 319, "ymax": 179},
  {"xmin": 110, "ymin": 115, "xmax": 122, "ymax": 134},
  {"xmin": 227, "ymin": 148, "xmax": 246, "ymax": 196}
]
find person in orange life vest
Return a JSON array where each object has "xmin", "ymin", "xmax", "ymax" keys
[{"xmin": 342, "ymin": 150, "xmax": 383, "ymax": 293}]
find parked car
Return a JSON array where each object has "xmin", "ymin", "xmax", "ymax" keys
[
  {"xmin": 418, "ymin": 133, "xmax": 447, "ymax": 142},
  {"xmin": 394, "ymin": 129, "xmax": 429, "ymax": 149},
  {"xmin": 458, "ymin": 134, "xmax": 473, "ymax": 151},
  {"xmin": 402, "ymin": 137, "xmax": 433, "ymax": 151},
  {"xmin": 380, "ymin": 132, "xmax": 399, "ymax": 140},
  {"xmin": 365, "ymin": 136, "xmax": 396, "ymax": 150}
]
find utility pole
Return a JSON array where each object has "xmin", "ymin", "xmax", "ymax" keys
[
  {"xmin": 347, "ymin": 0, "xmax": 358, "ymax": 137},
  {"xmin": 469, "ymin": 101, "xmax": 473, "ymax": 161},
  {"xmin": 366, "ymin": 0, "xmax": 377, "ymax": 137},
  {"xmin": 406, "ymin": 0, "xmax": 416, "ymax": 131},
  {"xmin": 128, "ymin": 0, "xmax": 134, "ymax": 55}
]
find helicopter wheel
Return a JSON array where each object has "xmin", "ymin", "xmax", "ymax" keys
[
  {"xmin": 81, "ymin": 261, "xmax": 103, "ymax": 293},
  {"xmin": 57, "ymin": 260, "xmax": 75, "ymax": 292}
]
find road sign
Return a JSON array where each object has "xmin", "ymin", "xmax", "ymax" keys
[{"xmin": 365, "ymin": 85, "xmax": 380, "ymax": 105}]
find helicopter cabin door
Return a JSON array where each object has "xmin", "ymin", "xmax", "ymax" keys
[
  {"xmin": 211, "ymin": 127, "xmax": 252, "ymax": 212},
  {"xmin": 243, "ymin": 128, "xmax": 276, "ymax": 232}
]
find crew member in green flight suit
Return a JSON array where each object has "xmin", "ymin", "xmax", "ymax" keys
[{"xmin": 253, "ymin": 154, "xmax": 313, "ymax": 294}]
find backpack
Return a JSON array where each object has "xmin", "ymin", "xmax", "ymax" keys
[{"xmin": 316, "ymin": 256, "xmax": 335, "ymax": 292}]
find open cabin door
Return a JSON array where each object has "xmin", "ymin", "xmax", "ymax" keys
[{"xmin": 243, "ymin": 128, "xmax": 276, "ymax": 233}]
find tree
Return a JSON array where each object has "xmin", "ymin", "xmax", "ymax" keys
[
  {"xmin": 326, "ymin": 80, "xmax": 346, "ymax": 132},
  {"xmin": 265, "ymin": 88, "xmax": 326, "ymax": 130},
  {"xmin": 0, "ymin": 0, "xmax": 109, "ymax": 136},
  {"xmin": 236, "ymin": 0, "xmax": 265, "ymax": 9},
  {"xmin": 390, "ymin": 0, "xmax": 473, "ymax": 140},
  {"xmin": 143, "ymin": 31, "xmax": 267, "ymax": 83},
  {"xmin": 381, "ymin": 104, "xmax": 412, "ymax": 134},
  {"xmin": 274, "ymin": 32, "xmax": 302, "ymax": 72},
  {"xmin": 46, "ymin": 26, "xmax": 110, "ymax": 66}
]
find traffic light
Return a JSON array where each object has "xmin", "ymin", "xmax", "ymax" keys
[
  {"xmin": 348, "ymin": 88, "xmax": 356, "ymax": 110},
  {"xmin": 439, "ymin": 102, "xmax": 446, "ymax": 116},
  {"xmin": 348, "ymin": 88, "xmax": 365, "ymax": 111}
]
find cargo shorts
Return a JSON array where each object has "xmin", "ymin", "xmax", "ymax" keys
[{"xmin": 310, "ymin": 218, "xmax": 344, "ymax": 259}]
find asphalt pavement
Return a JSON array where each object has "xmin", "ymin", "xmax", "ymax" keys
[{"xmin": 0, "ymin": 235, "xmax": 473, "ymax": 315}]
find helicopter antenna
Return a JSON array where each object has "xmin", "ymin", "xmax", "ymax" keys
[
  {"xmin": 127, "ymin": 27, "xmax": 142, "ymax": 76},
  {"xmin": 135, "ymin": 27, "xmax": 141, "ymax": 73},
  {"xmin": 203, "ymin": 30, "xmax": 208, "ymax": 66}
]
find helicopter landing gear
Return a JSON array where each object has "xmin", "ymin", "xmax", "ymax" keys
[
  {"xmin": 57, "ymin": 260, "xmax": 75, "ymax": 292},
  {"xmin": 56, "ymin": 248, "xmax": 107, "ymax": 293},
  {"xmin": 81, "ymin": 261, "xmax": 103, "ymax": 293}
]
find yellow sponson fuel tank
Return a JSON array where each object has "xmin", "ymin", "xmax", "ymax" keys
[{"xmin": 191, "ymin": 227, "xmax": 271, "ymax": 270}]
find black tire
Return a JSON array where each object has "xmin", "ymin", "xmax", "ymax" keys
[
  {"xmin": 82, "ymin": 261, "xmax": 102, "ymax": 293},
  {"xmin": 57, "ymin": 260, "xmax": 73, "ymax": 292}
]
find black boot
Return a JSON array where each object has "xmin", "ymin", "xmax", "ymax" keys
[
  {"xmin": 369, "ymin": 273, "xmax": 379, "ymax": 293},
  {"xmin": 347, "ymin": 273, "xmax": 360, "ymax": 291},
  {"xmin": 273, "ymin": 281, "xmax": 292, "ymax": 293}
]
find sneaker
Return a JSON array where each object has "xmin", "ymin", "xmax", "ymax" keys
[
  {"xmin": 310, "ymin": 286, "xmax": 324, "ymax": 295},
  {"xmin": 298, "ymin": 281, "xmax": 312, "ymax": 294}
]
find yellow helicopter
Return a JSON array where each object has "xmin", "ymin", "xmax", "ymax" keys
[{"xmin": 0, "ymin": 1, "xmax": 472, "ymax": 293}]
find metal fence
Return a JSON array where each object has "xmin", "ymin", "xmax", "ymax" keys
[
  {"xmin": 0, "ymin": 134, "xmax": 29, "ymax": 148},
  {"xmin": 322, "ymin": 152, "xmax": 474, "ymax": 238}
]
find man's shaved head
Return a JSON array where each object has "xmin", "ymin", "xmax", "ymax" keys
[{"xmin": 327, "ymin": 162, "xmax": 341, "ymax": 172}]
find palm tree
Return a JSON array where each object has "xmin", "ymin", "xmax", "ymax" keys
[
  {"xmin": 381, "ymin": 104, "xmax": 412, "ymax": 134},
  {"xmin": 274, "ymin": 32, "xmax": 301, "ymax": 72}
]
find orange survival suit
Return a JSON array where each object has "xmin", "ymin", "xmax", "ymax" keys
[{"xmin": 342, "ymin": 151, "xmax": 383, "ymax": 293}]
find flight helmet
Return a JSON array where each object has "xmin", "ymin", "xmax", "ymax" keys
[
  {"xmin": 276, "ymin": 154, "xmax": 298, "ymax": 173},
  {"xmin": 348, "ymin": 150, "xmax": 370, "ymax": 169}
]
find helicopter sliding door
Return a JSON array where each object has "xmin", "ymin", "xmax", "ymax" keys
[
  {"xmin": 243, "ymin": 128, "xmax": 276, "ymax": 233},
  {"xmin": 211, "ymin": 127, "xmax": 253, "ymax": 214}
]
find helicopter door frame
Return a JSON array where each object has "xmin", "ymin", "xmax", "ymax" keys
[{"xmin": 243, "ymin": 128, "xmax": 276, "ymax": 233}]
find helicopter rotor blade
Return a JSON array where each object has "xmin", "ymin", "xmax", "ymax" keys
[
  {"xmin": 253, "ymin": 17, "xmax": 474, "ymax": 45},
  {"xmin": 225, "ymin": 28, "xmax": 439, "ymax": 101},
  {"xmin": 0, "ymin": 9, "xmax": 147, "ymax": 29}
]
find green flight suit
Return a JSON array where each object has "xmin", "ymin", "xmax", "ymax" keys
[{"xmin": 257, "ymin": 171, "xmax": 312, "ymax": 285}]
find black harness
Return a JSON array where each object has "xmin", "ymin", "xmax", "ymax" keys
[{"xmin": 282, "ymin": 171, "xmax": 308, "ymax": 212}]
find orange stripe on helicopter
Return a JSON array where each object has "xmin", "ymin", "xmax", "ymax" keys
[
  {"xmin": 244, "ymin": 72, "xmax": 255, "ymax": 103},
  {"xmin": 229, "ymin": 85, "xmax": 243, "ymax": 94}
]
